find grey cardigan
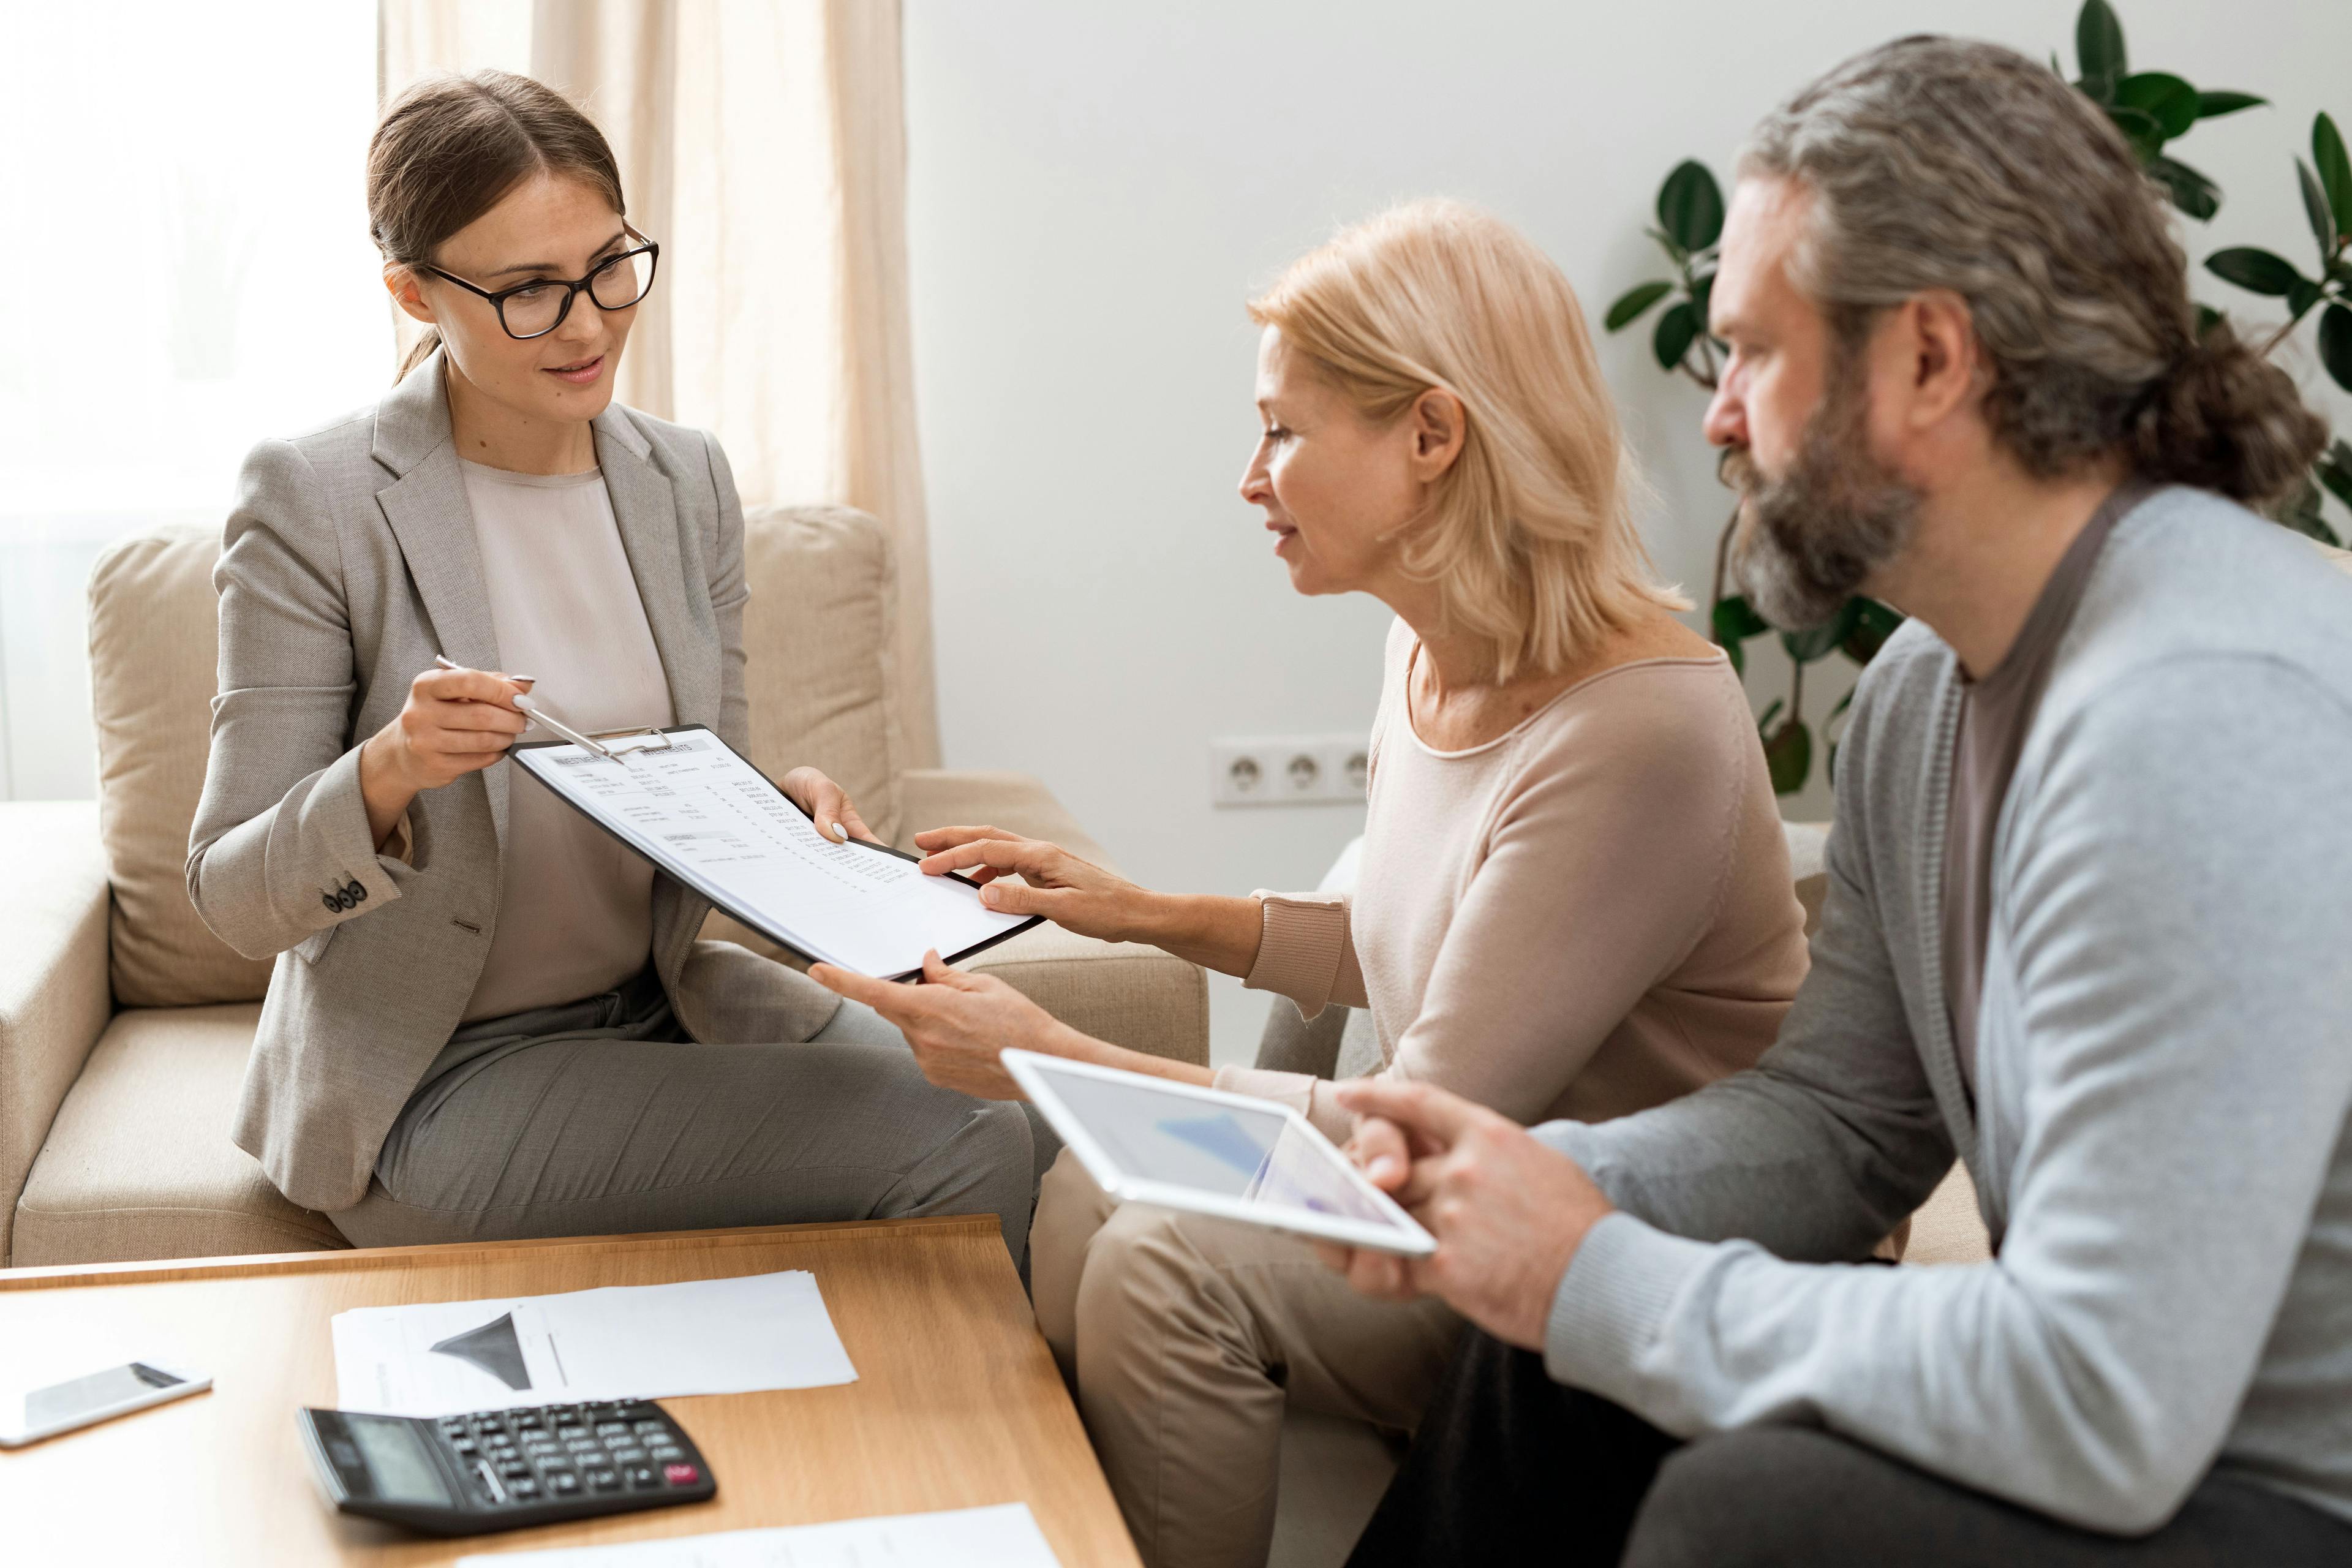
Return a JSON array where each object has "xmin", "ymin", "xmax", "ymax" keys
[
  {"xmin": 188, "ymin": 352, "xmax": 839, "ymax": 1214},
  {"xmin": 1537, "ymin": 486, "xmax": 2352, "ymax": 1533}
]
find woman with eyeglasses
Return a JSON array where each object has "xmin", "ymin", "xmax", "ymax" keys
[{"xmin": 186, "ymin": 70, "xmax": 1035, "ymax": 1258}]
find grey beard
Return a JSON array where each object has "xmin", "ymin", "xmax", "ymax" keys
[{"xmin": 1727, "ymin": 409, "xmax": 1921, "ymax": 631}]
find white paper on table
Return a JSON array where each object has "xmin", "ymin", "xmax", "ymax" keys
[
  {"xmin": 331, "ymin": 1270, "xmax": 856, "ymax": 1417},
  {"xmin": 453, "ymin": 1502, "xmax": 1062, "ymax": 1567},
  {"xmin": 512, "ymin": 731, "xmax": 1032, "ymax": 976}
]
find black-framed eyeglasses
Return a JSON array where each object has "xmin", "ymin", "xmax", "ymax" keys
[{"xmin": 420, "ymin": 225, "xmax": 661, "ymax": 341}]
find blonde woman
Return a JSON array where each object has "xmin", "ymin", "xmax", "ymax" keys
[{"xmin": 814, "ymin": 200, "xmax": 1809, "ymax": 1568}]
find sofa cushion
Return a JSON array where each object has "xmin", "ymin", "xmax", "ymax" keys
[
  {"xmin": 739, "ymin": 504, "xmax": 903, "ymax": 845},
  {"xmin": 89, "ymin": 508, "xmax": 905, "ymax": 1003},
  {"xmin": 12, "ymin": 1004, "xmax": 346, "ymax": 1265},
  {"xmin": 88, "ymin": 526, "xmax": 274, "ymax": 1007}
]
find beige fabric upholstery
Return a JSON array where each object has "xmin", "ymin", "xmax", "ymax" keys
[
  {"xmin": 739, "ymin": 503, "xmax": 904, "ymax": 845},
  {"xmin": 88, "ymin": 525, "xmax": 274, "ymax": 1007},
  {"xmin": 894, "ymin": 767, "xmax": 1120, "ymax": 870},
  {"xmin": 14, "ymin": 1005, "xmax": 345, "ymax": 1266},
  {"xmin": 1906, "ymin": 1161, "xmax": 1992, "ymax": 1265},
  {"xmin": 0, "ymin": 802, "xmax": 114, "ymax": 1267},
  {"xmin": 85, "ymin": 507, "xmax": 908, "ymax": 1012}
]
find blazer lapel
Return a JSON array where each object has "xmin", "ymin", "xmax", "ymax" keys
[
  {"xmin": 595, "ymin": 407, "xmax": 718, "ymax": 730},
  {"xmin": 372, "ymin": 351, "xmax": 511, "ymax": 848}
]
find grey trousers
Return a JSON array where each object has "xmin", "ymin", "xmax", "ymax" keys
[{"xmin": 330, "ymin": 970, "xmax": 1038, "ymax": 1262}]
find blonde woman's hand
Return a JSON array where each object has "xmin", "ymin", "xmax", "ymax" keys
[
  {"xmin": 809, "ymin": 950, "xmax": 1087, "ymax": 1100},
  {"xmin": 780, "ymin": 766, "xmax": 877, "ymax": 845},
  {"xmin": 912, "ymin": 826, "xmax": 1148, "ymax": 942}
]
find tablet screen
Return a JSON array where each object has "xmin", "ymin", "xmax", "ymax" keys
[{"xmin": 1045, "ymin": 1070, "xmax": 1392, "ymax": 1226}]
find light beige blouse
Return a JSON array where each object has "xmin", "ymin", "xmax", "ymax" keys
[
  {"xmin": 457, "ymin": 459, "xmax": 674, "ymax": 1022},
  {"xmin": 1218, "ymin": 618, "xmax": 1809, "ymax": 1140}
]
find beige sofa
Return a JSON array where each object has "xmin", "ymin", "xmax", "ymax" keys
[{"xmin": 0, "ymin": 505, "xmax": 1205, "ymax": 1270}]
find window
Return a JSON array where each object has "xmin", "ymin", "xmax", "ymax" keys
[{"xmin": 0, "ymin": 2, "xmax": 385, "ymax": 797}]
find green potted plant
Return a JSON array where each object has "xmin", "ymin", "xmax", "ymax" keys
[{"xmin": 1604, "ymin": 0, "xmax": 2342, "ymax": 794}]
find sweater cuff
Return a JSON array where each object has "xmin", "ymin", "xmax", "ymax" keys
[
  {"xmin": 1544, "ymin": 1210, "xmax": 1717, "ymax": 1392},
  {"xmin": 1211, "ymin": 1064, "xmax": 1317, "ymax": 1120},
  {"xmin": 1242, "ymin": 891, "xmax": 1350, "ymax": 1017}
]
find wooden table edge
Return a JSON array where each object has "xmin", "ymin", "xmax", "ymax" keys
[{"xmin": 0, "ymin": 1213, "xmax": 1000, "ymax": 1291}]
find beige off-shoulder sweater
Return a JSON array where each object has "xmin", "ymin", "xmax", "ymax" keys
[{"xmin": 1216, "ymin": 619, "xmax": 1809, "ymax": 1140}]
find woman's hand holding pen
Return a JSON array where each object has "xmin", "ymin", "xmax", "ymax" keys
[{"xmin": 356, "ymin": 660, "xmax": 532, "ymax": 849}]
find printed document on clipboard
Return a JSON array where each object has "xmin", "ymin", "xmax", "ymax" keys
[{"xmin": 512, "ymin": 726, "xmax": 1039, "ymax": 979}]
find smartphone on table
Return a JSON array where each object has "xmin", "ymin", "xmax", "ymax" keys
[{"xmin": 0, "ymin": 1360, "xmax": 212, "ymax": 1447}]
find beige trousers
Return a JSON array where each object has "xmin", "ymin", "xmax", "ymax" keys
[{"xmin": 1031, "ymin": 1148, "xmax": 1461, "ymax": 1568}]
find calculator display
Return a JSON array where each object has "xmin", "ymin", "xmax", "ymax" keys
[{"xmin": 348, "ymin": 1414, "xmax": 454, "ymax": 1505}]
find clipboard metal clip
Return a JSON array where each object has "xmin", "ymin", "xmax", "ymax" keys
[{"xmin": 513, "ymin": 695, "xmax": 673, "ymax": 765}]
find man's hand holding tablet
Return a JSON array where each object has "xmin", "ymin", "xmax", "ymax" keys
[
  {"xmin": 1003, "ymin": 1051, "xmax": 1436, "ymax": 1257},
  {"xmin": 1314, "ymin": 1078, "xmax": 1617, "ymax": 1352}
]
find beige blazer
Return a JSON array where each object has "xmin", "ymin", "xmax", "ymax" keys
[{"xmin": 188, "ymin": 351, "xmax": 839, "ymax": 1213}]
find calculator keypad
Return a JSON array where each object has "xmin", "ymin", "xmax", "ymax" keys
[{"xmin": 443, "ymin": 1402, "xmax": 706, "ymax": 1509}]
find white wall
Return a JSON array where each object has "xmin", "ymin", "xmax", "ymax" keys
[{"xmin": 903, "ymin": 0, "xmax": 2352, "ymax": 1065}]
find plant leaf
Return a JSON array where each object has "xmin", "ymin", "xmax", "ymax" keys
[
  {"xmin": 1643, "ymin": 225, "xmax": 1687, "ymax": 266},
  {"xmin": 1756, "ymin": 698, "xmax": 1784, "ymax": 734},
  {"xmin": 1688, "ymin": 268, "xmax": 1715, "ymax": 328},
  {"xmin": 1763, "ymin": 715, "xmax": 1812, "ymax": 796},
  {"xmin": 2076, "ymin": 0, "xmax": 2126, "ymax": 99},
  {"xmin": 2194, "ymin": 303, "xmax": 2223, "ymax": 336},
  {"xmin": 2105, "ymin": 104, "xmax": 2166, "ymax": 162},
  {"xmin": 2315, "ymin": 439, "xmax": 2352, "ymax": 512},
  {"xmin": 1711, "ymin": 593, "xmax": 1770, "ymax": 644},
  {"xmin": 2116, "ymin": 72, "xmax": 2199, "ymax": 140},
  {"xmin": 2205, "ymin": 246, "xmax": 2309, "ymax": 297},
  {"xmin": 2147, "ymin": 154, "xmax": 2220, "ymax": 220},
  {"xmin": 1605, "ymin": 280, "xmax": 1675, "ymax": 333},
  {"xmin": 2195, "ymin": 89, "xmax": 2267, "ymax": 121},
  {"xmin": 1839, "ymin": 598, "xmax": 1906, "ymax": 666},
  {"xmin": 1781, "ymin": 597, "xmax": 1861, "ymax": 665},
  {"xmin": 2288, "ymin": 277, "xmax": 2326, "ymax": 319},
  {"xmin": 1653, "ymin": 300, "xmax": 1700, "ymax": 373},
  {"xmin": 2275, "ymin": 477, "xmax": 2342, "ymax": 546},
  {"xmin": 2301, "ymin": 159, "xmax": 2339, "ymax": 258},
  {"xmin": 2316, "ymin": 113, "xmax": 2352, "ymax": 247},
  {"xmin": 2320, "ymin": 303, "xmax": 2352, "ymax": 396},
  {"xmin": 1657, "ymin": 160, "xmax": 1725, "ymax": 254}
]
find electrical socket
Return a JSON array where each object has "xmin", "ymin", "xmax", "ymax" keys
[{"xmin": 1210, "ymin": 734, "xmax": 1371, "ymax": 808}]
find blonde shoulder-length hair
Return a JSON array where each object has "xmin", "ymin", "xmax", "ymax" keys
[{"xmin": 1248, "ymin": 199, "xmax": 1686, "ymax": 680}]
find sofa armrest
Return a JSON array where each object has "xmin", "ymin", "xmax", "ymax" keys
[
  {"xmin": 0, "ymin": 801, "xmax": 113, "ymax": 1266},
  {"xmin": 896, "ymin": 770, "xmax": 1207, "ymax": 1067},
  {"xmin": 894, "ymin": 768, "xmax": 1120, "ymax": 874}
]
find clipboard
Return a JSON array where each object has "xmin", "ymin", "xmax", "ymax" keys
[{"xmin": 510, "ymin": 725, "xmax": 1042, "ymax": 980}]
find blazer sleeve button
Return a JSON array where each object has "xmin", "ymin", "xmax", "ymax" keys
[
  {"xmin": 352, "ymin": 883, "xmax": 368, "ymax": 903},
  {"xmin": 321, "ymin": 892, "xmax": 340, "ymax": 913}
]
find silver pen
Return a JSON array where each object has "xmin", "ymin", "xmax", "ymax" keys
[{"xmin": 432, "ymin": 655, "xmax": 620, "ymax": 763}]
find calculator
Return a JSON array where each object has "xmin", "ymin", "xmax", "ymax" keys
[{"xmin": 297, "ymin": 1399, "xmax": 717, "ymax": 1536}]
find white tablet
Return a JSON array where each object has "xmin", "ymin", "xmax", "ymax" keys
[{"xmin": 1004, "ymin": 1050, "xmax": 1436, "ymax": 1256}]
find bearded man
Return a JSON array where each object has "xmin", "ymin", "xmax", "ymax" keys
[{"xmin": 1319, "ymin": 34, "xmax": 2352, "ymax": 1568}]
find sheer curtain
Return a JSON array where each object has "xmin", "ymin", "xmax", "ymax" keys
[
  {"xmin": 380, "ymin": 0, "xmax": 942, "ymax": 766},
  {"xmin": 0, "ymin": 3, "xmax": 386, "ymax": 800}
]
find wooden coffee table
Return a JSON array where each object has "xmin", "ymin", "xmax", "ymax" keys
[{"xmin": 0, "ymin": 1216, "xmax": 1140, "ymax": 1566}]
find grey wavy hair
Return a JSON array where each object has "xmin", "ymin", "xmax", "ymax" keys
[{"xmin": 1743, "ymin": 36, "xmax": 2324, "ymax": 505}]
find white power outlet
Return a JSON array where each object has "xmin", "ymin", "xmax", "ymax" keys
[{"xmin": 1210, "ymin": 734, "xmax": 1371, "ymax": 808}]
